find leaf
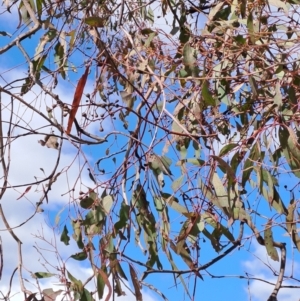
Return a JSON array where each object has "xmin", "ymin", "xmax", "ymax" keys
[
  {"xmin": 160, "ymin": 192, "xmax": 188, "ymax": 214},
  {"xmin": 129, "ymin": 265, "xmax": 142, "ymax": 301},
  {"xmin": 176, "ymin": 158, "xmax": 205, "ymax": 166},
  {"xmin": 269, "ymin": 0, "xmax": 289, "ymax": 14},
  {"xmin": 279, "ymin": 126, "xmax": 300, "ymax": 177},
  {"xmin": 247, "ymin": 12, "xmax": 256, "ymax": 44},
  {"xmin": 66, "ymin": 65, "xmax": 90, "ymax": 135},
  {"xmin": 33, "ymin": 272, "xmax": 55, "ymax": 278},
  {"xmin": 147, "ymin": 7, "xmax": 154, "ymax": 24},
  {"xmin": 114, "ymin": 202, "xmax": 130, "ymax": 231},
  {"xmin": 71, "ymin": 219, "xmax": 84, "ymax": 248},
  {"xmin": 264, "ymin": 220, "xmax": 279, "ymax": 261},
  {"xmin": 273, "ymin": 82, "xmax": 282, "ymax": 111},
  {"xmin": 17, "ymin": 186, "xmax": 32, "ymax": 200},
  {"xmin": 80, "ymin": 288, "xmax": 93, "ymax": 301},
  {"xmin": 202, "ymin": 81, "xmax": 216, "ymax": 106},
  {"xmin": 120, "ymin": 90, "xmax": 135, "ymax": 110},
  {"xmin": 219, "ymin": 143, "xmax": 238, "ymax": 157},
  {"xmin": 84, "ymin": 17, "xmax": 106, "ymax": 27},
  {"xmin": 211, "ymin": 155, "xmax": 235, "ymax": 180},
  {"xmin": 71, "ymin": 251, "xmax": 87, "ymax": 261},
  {"xmin": 171, "ymin": 175, "xmax": 184, "ymax": 192},
  {"xmin": 35, "ymin": 30, "xmax": 57, "ymax": 59},
  {"xmin": 148, "ymin": 153, "xmax": 172, "ymax": 176},
  {"xmin": 39, "ymin": 135, "xmax": 59, "ymax": 149},
  {"xmin": 54, "ymin": 42, "xmax": 66, "ymax": 79},
  {"xmin": 286, "ymin": 200, "xmax": 300, "ymax": 251},
  {"xmin": 211, "ymin": 172, "xmax": 229, "ymax": 208},
  {"xmin": 97, "ymin": 267, "xmax": 112, "ymax": 301},
  {"xmin": 43, "ymin": 289, "xmax": 63, "ymax": 301},
  {"xmin": 80, "ymin": 197, "xmax": 94, "ymax": 209},
  {"xmin": 60, "ymin": 225, "xmax": 70, "ymax": 245},
  {"xmin": 183, "ymin": 44, "xmax": 196, "ymax": 67},
  {"xmin": 102, "ymin": 195, "xmax": 113, "ymax": 214},
  {"xmin": 36, "ymin": 0, "xmax": 43, "ymax": 16},
  {"xmin": 97, "ymin": 271, "xmax": 105, "ymax": 299}
]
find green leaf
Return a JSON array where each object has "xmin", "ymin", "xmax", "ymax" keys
[
  {"xmin": 60, "ymin": 225, "xmax": 70, "ymax": 245},
  {"xmin": 279, "ymin": 126, "xmax": 300, "ymax": 177},
  {"xmin": 219, "ymin": 143, "xmax": 238, "ymax": 157},
  {"xmin": 80, "ymin": 288, "xmax": 93, "ymax": 301},
  {"xmin": 97, "ymin": 272, "xmax": 105, "ymax": 299},
  {"xmin": 202, "ymin": 81, "xmax": 216, "ymax": 106},
  {"xmin": 71, "ymin": 219, "xmax": 84, "ymax": 249},
  {"xmin": 286, "ymin": 199, "xmax": 300, "ymax": 251},
  {"xmin": 147, "ymin": 7, "xmax": 154, "ymax": 24},
  {"xmin": 116, "ymin": 261, "xmax": 128, "ymax": 280},
  {"xmin": 269, "ymin": 0, "xmax": 289, "ymax": 14},
  {"xmin": 71, "ymin": 251, "xmax": 88, "ymax": 261},
  {"xmin": 247, "ymin": 12, "xmax": 256, "ymax": 44},
  {"xmin": 36, "ymin": 0, "xmax": 43, "ymax": 16},
  {"xmin": 160, "ymin": 192, "xmax": 188, "ymax": 214},
  {"xmin": 273, "ymin": 82, "xmax": 282, "ymax": 111},
  {"xmin": 211, "ymin": 155, "xmax": 236, "ymax": 185},
  {"xmin": 54, "ymin": 42, "xmax": 66, "ymax": 79},
  {"xmin": 84, "ymin": 17, "xmax": 106, "ymax": 27},
  {"xmin": 211, "ymin": 172, "xmax": 229, "ymax": 207},
  {"xmin": 80, "ymin": 197, "xmax": 94, "ymax": 209},
  {"xmin": 183, "ymin": 44, "xmax": 196, "ymax": 67},
  {"xmin": 207, "ymin": 1, "xmax": 225, "ymax": 21},
  {"xmin": 114, "ymin": 202, "xmax": 130, "ymax": 231},
  {"xmin": 176, "ymin": 158, "xmax": 205, "ymax": 166},
  {"xmin": 171, "ymin": 175, "xmax": 184, "ymax": 192},
  {"xmin": 264, "ymin": 220, "xmax": 279, "ymax": 261},
  {"xmin": 33, "ymin": 272, "xmax": 55, "ymax": 279},
  {"xmin": 102, "ymin": 195, "xmax": 113, "ymax": 213}
]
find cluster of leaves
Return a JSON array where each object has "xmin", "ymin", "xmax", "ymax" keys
[{"xmin": 3, "ymin": 0, "xmax": 300, "ymax": 300}]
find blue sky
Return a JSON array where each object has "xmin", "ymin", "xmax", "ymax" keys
[{"xmin": 1, "ymin": 3, "xmax": 300, "ymax": 301}]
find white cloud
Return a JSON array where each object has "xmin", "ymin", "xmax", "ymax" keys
[{"xmin": 242, "ymin": 243, "xmax": 300, "ymax": 301}]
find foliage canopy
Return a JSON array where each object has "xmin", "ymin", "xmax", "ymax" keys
[{"xmin": 1, "ymin": 0, "xmax": 300, "ymax": 300}]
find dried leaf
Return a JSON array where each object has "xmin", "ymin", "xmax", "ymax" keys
[
  {"xmin": 17, "ymin": 186, "xmax": 31, "ymax": 200},
  {"xmin": 43, "ymin": 289, "xmax": 63, "ymax": 301},
  {"xmin": 129, "ymin": 265, "xmax": 142, "ymax": 301},
  {"xmin": 66, "ymin": 66, "xmax": 90, "ymax": 135}
]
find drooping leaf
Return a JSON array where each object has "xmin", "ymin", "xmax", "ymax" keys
[
  {"xmin": 66, "ymin": 65, "xmax": 90, "ymax": 135},
  {"xmin": 80, "ymin": 197, "xmax": 94, "ymax": 209},
  {"xmin": 84, "ymin": 17, "xmax": 106, "ymax": 27},
  {"xmin": 80, "ymin": 288, "xmax": 93, "ymax": 301},
  {"xmin": 102, "ymin": 195, "xmax": 113, "ymax": 214},
  {"xmin": 171, "ymin": 175, "xmax": 184, "ymax": 192},
  {"xmin": 264, "ymin": 220, "xmax": 279, "ymax": 261},
  {"xmin": 160, "ymin": 192, "xmax": 188, "ymax": 214},
  {"xmin": 97, "ymin": 271, "xmax": 105, "ymax": 299},
  {"xmin": 286, "ymin": 199, "xmax": 300, "ymax": 251},
  {"xmin": 202, "ymin": 81, "xmax": 216, "ymax": 106},
  {"xmin": 17, "ymin": 186, "xmax": 32, "ymax": 200},
  {"xmin": 147, "ymin": 7, "xmax": 154, "ymax": 24},
  {"xmin": 219, "ymin": 143, "xmax": 238, "ymax": 157},
  {"xmin": 114, "ymin": 202, "xmax": 130, "ymax": 231},
  {"xmin": 33, "ymin": 272, "xmax": 55, "ymax": 279},
  {"xmin": 183, "ymin": 43, "xmax": 196, "ymax": 67},
  {"xmin": 60, "ymin": 225, "xmax": 70, "ymax": 245},
  {"xmin": 71, "ymin": 251, "xmax": 88, "ymax": 261},
  {"xmin": 129, "ymin": 265, "xmax": 142, "ymax": 301},
  {"xmin": 211, "ymin": 155, "xmax": 236, "ymax": 185}
]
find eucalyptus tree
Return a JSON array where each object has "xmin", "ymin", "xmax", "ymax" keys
[{"xmin": 1, "ymin": 0, "xmax": 300, "ymax": 300}]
